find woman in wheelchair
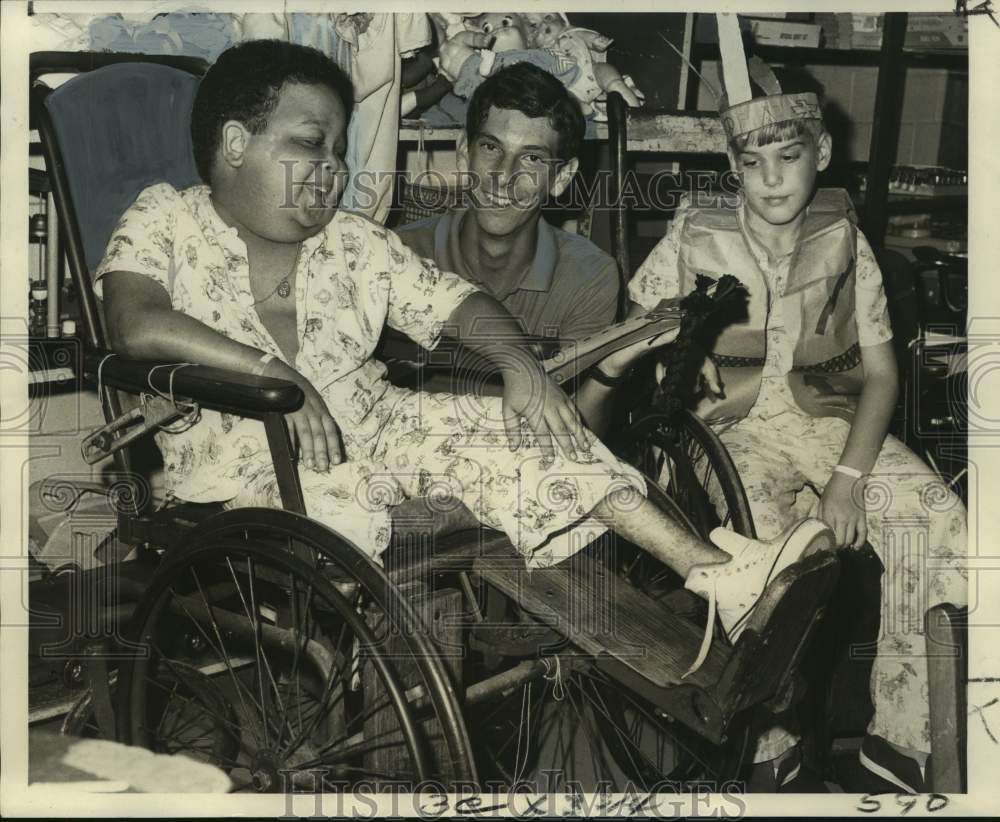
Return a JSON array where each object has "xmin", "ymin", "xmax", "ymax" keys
[{"xmin": 96, "ymin": 40, "xmax": 834, "ymax": 671}]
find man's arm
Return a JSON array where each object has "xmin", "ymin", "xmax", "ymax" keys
[
  {"xmin": 102, "ymin": 271, "xmax": 343, "ymax": 471},
  {"xmin": 572, "ymin": 212, "xmax": 689, "ymax": 436},
  {"xmin": 572, "ymin": 301, "xmax": 644, "ymax": 436},
  {"xmin": 382, "ymin": 222, "xmax": 591, "ymax": 459},
  {"xmin": 572, "ymin": 300, "xmax": 690, "ymax": 437}
]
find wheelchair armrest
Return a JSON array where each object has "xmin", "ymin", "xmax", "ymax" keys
[{"xmin": 83, "ymin": 349, "xmax": 304, "ymax": 416}]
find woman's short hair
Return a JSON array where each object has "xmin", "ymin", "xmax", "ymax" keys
[{"xmin": 191, "ymin": 39, "xmax": 354, "ymax": 183}]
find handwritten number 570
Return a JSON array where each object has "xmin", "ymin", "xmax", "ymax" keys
[{"xmin": 858, "ymin": 794, "xmax": 949, "ymax": 814}]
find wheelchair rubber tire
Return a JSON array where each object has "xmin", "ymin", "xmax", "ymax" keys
[{"xmin": 116, "ymin": 508, "xmax": 478, "ymax": 791}]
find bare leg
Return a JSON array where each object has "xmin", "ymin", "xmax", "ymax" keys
[{"xmin": 591, "ymin": 488, "xmax": 730, "ymax": 577}]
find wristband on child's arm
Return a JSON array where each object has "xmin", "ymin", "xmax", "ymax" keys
[{"xmin": 833, "ymin": 464, "xmax": 867, "ymax": 480}]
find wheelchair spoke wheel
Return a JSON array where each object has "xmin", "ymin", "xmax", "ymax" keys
[
  {"xmin": 118, "ymin": 510, "xmax": 477, "ymax": 791},
  {"xmin": 470, "ymin": 660, "xmax": 749, "ymax": 791},
  {"xmin": 620, "ymin": 410, "xmax": 755, "ymax": 541},
  {"xmin": 62, "ymin": 665, "xmax": 237, "ymax": 764}
]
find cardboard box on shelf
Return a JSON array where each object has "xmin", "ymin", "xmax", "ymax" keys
[
  {"xmin": 906, "ymin": 13, "xmax": 968, "ymax": 48},
  {"xmin": 815, "ymin": 12, "xmax": 853, "ymax": 49},
  {"xmin": 905, "ymin": 29, "xmax": 968, "ymax": 49},
  {"xmin": 907, "ymin": 13, "xmax": 968, "ymax": 33},
  {"xmin": 695, "ymin": 13, "xmax": 818, "ymax": 45},
  {"xmin": 748, "ymin": 18, "xmax": 822, "ymax": 48},
  {"xmin": 850, "ymin": 13, "xmax": 968, "ymax": 50}
]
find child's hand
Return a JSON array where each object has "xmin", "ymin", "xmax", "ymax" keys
[
  {"xmin": 264, "ymin": 359, "xmax": 344, "ymax": 473},
  {"xmin": 502, "ymin": 364, "xmax": 594, "ymax": 462},
  {"xmin": 598, "ymin": 326, "xmax": 681, "ymax": 379},
  {"xmin": 818, "ymin": 472, "xmax": 868, "ymax": 550},
  {"xmin": 698, "ymin": 356, "xmax": 724, "ymax": 399}
]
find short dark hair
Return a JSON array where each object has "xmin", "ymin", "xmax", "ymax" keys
[
  {"xmin": 191, "ymin": 40, "xmax": 354, "ymax": 183},
  {"xmin": 465, "ymin": 63, "xmax": 585, "ymax": 162}
]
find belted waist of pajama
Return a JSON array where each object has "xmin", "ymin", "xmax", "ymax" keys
[{"xmin": 712, "ymin": 342, "xmax": 862, "ymax": 374}]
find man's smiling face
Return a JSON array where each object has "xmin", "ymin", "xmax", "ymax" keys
[{"xmin": 460, "ymin": 106, "xmax": 576, "ymax": 239}]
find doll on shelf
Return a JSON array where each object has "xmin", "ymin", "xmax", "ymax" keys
[
  {"xmin": 431, "ymin": 12, "xmax": 642, "ymax": 119},
  {"xmin": 528, "ymin": 13, "xmax": 642, "ymax": 115}
]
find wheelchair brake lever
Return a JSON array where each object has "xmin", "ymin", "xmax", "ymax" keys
[{"xmin": 81, "ymin": 395, "xmax": 191, "ymax": 465}]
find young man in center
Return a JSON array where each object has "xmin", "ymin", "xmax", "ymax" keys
[
  {"xmin": 396, "ymin": 61, "xmax": 637, "ymax": 434},
  {"xmin": 397, "ymin": 62, "xmax": 618, "ymax": 346}
]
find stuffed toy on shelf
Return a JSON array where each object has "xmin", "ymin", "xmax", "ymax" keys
[
  {"xmin": 528, "ymin": 13, "xmax": 642, "ymax": 114},
  {"xmin": 430, "ymin": 12, "xmax": 643, "ymax": 120}
]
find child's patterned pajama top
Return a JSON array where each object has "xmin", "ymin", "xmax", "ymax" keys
[{"xmin": 629, "ymin": 200, "xmax": 968, "ymax": 758}]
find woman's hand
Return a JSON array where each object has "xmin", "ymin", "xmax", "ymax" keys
[
  {"xmin": 818, "ymin": 472, "xmax": 868, "ymax": 550},
  {"xmin": 502, "ymin": 364, "xmax": 594, "ymax": 462},
  {"xmin": 264, "ymin": 358, "xmax": 343, "ymax": 472}
]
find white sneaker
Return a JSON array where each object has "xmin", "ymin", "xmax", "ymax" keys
[{"xmin": 682, "ymin": 518, "xmax": 836, "ymax": 677}]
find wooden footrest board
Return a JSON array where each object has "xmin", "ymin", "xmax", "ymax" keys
[{"xmin": 473, "ymin": 541, "xmax": 730, "ymax": 689}]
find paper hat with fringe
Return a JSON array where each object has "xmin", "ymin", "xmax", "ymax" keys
[{"xmin": 715, "ymin": 13, "xmax": 822, "ymax": 142}]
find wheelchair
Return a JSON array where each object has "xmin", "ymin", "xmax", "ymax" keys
[{"xmin": 30, "ymin": 53, "xmax": 840, "ymax": 793}]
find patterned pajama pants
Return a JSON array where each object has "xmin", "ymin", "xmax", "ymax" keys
[
  {"xmin": 227, "ymin": 384, "xmax": 647, "ymax": 569},
  {"xmin": 711, "ymin": 409, "xmax": 967, "ymax": 758}
]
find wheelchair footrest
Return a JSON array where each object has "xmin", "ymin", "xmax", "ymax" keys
[
  {"xmin": 712, "ymin": 551, "xmax": 840, "ymax": 720},
  {"xmin": 473, "ymin": 543, "xmax": 730, "ymax": 689}
]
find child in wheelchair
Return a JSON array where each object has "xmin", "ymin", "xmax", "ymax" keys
[
  {"xmin": 625, "ymin": 39, "xmax": 967, "ymax": 792},
  {"xmin": 95, "ymin": 40, "xmax": 834, "ymax": 684}
]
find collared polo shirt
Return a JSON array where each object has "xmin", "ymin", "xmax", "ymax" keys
[{"xmin": 396, "ymin": 209, "xmax": 620, "ymax": 346}]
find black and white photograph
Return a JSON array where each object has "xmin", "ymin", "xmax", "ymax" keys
[{"xmin": 1, "ymin": 1, "xmax": 996, "ymax": 816}]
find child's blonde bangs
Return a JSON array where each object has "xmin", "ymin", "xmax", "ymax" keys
[{"xmin": 730, "ymin": 118, "xmax": 825, "ymax": 153}]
